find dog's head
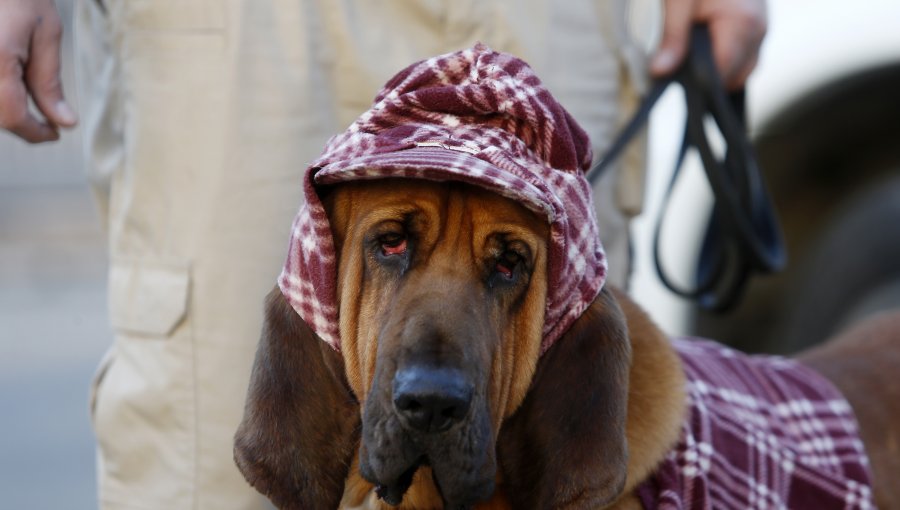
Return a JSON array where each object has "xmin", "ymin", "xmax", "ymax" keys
[
  {"xmin": 235, "ymin": 178, "xmax": 632, "ymax": 509},
  {"xmin": 235, "ymin": 44, "xmax": 636, "ymax": 509}
]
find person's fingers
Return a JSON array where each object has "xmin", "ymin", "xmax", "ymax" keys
[
  {"xmin": 700, "ymin": 0, "xmax": 767, "ymax": 89},
  {"xmin": 651, "ymin": 0, "xmax": 699, "ymax": 77},
  {"xmin": 25, "ymin": 8, "xmax": 77, "ymax": 128},
  {"xmin": 652, "ymin": 0, "xmax": 767, "ymax": 88},
  {"xmin": 0, "ymin": 42, "xmax": 59, "ymax": 143},
  {"xmin": 709, "ymin": 20, "xmax": 763, "ymax": 90},
  {"xmin": 727, "ymin": 51, "xmax": 760, "ymax": 91},
  {"xmin": 0, "ymin": 55, "xmax": 60, "ymax": 143},
  {"xmin": 0, "ymin": 0, "xmax": 72, "ymax": 142}
]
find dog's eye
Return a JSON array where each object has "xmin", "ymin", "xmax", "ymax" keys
[
  {"xmin": 488, "ymin": 238, "xmax": 532, "ymax": 289},
  {"xmin": 495, "ymin": 250, "xmax": 522, "ymax": 279},
  {"xmin": 379, "ymin": 233, "xmax": 408, "ymax": 256}
]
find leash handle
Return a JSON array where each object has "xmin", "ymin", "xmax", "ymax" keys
[{"xmin": 588, "ymin": 25, "xmax": 786, "ymax": 311}]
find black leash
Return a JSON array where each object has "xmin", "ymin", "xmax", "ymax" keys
[{"xmin": 587, "ymin": 25, "xmax": 786, "ymax": 311}]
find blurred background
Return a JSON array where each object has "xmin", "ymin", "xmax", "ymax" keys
[
  {"xmin": 633, "ymin": 0, "xmax": 900, "ymax": 354},
  {"xmin": 0, "ymin": 1, "xmax": 108, "ymax": 509},
  {"xmin": 2, "ymin": 1, "xmax": 899, "ymax": 509}
]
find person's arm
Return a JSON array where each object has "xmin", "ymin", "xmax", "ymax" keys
[
  {"xmin": 0, "ymin": 0, "xmax": 77, "ymax": 143},
  {"xmin": 651, "ymin": 0, "xmax": 768, "ymax": 90}
]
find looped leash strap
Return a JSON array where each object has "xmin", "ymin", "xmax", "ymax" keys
[{"xmin": 587, "ymin": 25, "xmax": 786, "ymax": 311}]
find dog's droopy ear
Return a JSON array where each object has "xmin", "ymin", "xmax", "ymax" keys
[
  {"xmin": 498, "ymin": 288, "xmax": 631, "ymax": 509},
  {"xmin": 234, "ymin": 288, "xmax": 360, "ymax": 510}
]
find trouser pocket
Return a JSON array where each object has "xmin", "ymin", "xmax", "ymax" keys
[{"xmin": 92, "ymin": 259, "xmax": 196, "ymax": 509}]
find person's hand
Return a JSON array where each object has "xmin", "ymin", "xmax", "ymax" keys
[
  {"xmin": 651, "ymin": 0, "xmax": 767, "ymax": 90},
  {"xmin": 0, "ymin": 0, "xmax": 77, "ymax": 143}
]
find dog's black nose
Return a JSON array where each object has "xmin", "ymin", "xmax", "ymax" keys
[{"xmin": 392, "ymin": 366, "xmax": 473, "ymax": 433}]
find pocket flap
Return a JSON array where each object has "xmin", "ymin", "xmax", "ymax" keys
[{"xmin": 109, "ymin": 259, "xmax": 190, "ymax": 336}]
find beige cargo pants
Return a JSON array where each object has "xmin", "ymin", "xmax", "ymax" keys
[{"xmin": 75, "ymin": 1, "xmax": 650, "ymax": 508}]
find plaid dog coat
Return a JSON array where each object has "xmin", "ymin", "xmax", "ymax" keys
[{"xmin": 638, "ymin": 339, "xmax": 874, "ymax": 510}]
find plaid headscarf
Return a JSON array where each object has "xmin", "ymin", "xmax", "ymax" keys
[
  {"xmin": 638, "ymin": 339, "xmax": 873, "ymax": 509},
  {"xmin": 279, "ymin": 43, "xmax": 606, "ymax": 353}
]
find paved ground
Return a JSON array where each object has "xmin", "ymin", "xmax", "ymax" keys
[{"xmin": 0, "ymin": 183, "xmax": 109, "ymax": 510}]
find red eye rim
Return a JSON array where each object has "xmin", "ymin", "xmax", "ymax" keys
[
  {"xmin": 495, "ymin": 262, "xmax": 514, "ymax": 278},
  {"xmin": 495, "ymin": 250, "xmax": 521, "ymax": 278},
  {"xmin": 381, "ymin": 236, "xmax": 408, "ymax": 256}
]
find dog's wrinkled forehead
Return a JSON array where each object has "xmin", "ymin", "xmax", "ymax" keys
[{"xmin": 279, "ymin": 43, "xmax": 607, "ymax": 353}]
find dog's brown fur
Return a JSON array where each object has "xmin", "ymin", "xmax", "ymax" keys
[
  {"xmin": 235, "ymin": 179, "xmax": 900, "ymax": 509},
  {"xmin": 799, "ymin": 311, "xmax": 900, "ymax": 509}
]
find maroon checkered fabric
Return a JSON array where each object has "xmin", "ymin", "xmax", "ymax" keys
[
  {"xmin": 638, "ymin": 339, "xmax": 873, "ymax": 510},
  {"xmin": 279, "ymin": 44, "xmax": 606, "ymax": 352}
]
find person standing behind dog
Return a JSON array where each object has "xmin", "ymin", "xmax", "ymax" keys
[{"xmin": 0, "ymin": 0, "xmax": 766, "ymax": 509}]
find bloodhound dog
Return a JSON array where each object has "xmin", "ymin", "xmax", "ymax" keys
[{"xmin": 234, "ymin": 178, "xmax": 900, "ymax": 509}]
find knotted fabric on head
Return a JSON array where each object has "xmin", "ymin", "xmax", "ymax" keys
[{"xmin": 279, "ymin": 43, "xmax": 606, "ymax": 354}]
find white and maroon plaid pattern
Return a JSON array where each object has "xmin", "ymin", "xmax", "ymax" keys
[
  {"xmin": 638, "ymin": 339, "xmax": 873, "ymax": 510},
  {"xmin": 279, "ymin": 44, "xmax": 606, "ymax": 352}
]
